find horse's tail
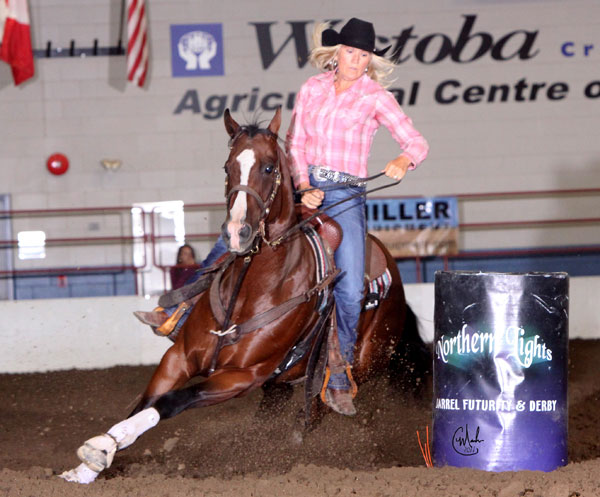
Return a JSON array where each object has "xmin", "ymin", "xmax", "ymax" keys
[{"xmin": 388, "ymin": 304, "xmax": 432, "ymax": 395}]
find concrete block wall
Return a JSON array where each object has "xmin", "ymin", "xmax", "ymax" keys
[
  {"xmin": 1, "ymin": 276, "xmax": 598, "ymax": 374},
  {"xmin": 1, "ymin": 0, "xmax": 599, "ymax": 278}
]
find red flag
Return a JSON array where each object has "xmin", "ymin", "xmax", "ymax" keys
[
  {"xmin": 0, "ymin": 0, "xmax": 34, "ymax": 85},
  {"xmin": 126, "ymin": 0, "xmax": 149, "ymax": 87}
]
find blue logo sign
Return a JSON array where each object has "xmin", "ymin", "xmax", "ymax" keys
[
  {"xmin": 170, "ymin": 24, "xmax": 224, "ymax": 77},
  {"xmin": 366, "ymin": 197, "xmax": 459, "ymax": 230}
]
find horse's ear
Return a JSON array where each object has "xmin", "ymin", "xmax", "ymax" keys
[
  {"xmin": 267, "ymin": 106, "xmax": 282, "ymax": 137},
  {"xmin": 224, "ymin": 108, "xmax": 240, "ymax": 138}
]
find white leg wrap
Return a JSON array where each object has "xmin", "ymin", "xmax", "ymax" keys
[
  {"xmin": 59, "ymin": 463, "xmax": 100, "ymax": 484},
  {"xmin": 107, "ymin": 407, "xmax": 160, "ymax": 450},
  {"xmin": 67, "ymin": 408, "xmax": 160, "ymax": 480}
]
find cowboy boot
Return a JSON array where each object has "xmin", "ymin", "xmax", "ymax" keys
[
  {"xmin": 133, "ymin": 309, "xmax": 168, "ymax": 328},
  {"xmin": 321, "ymin": 315, "xmax": 358, "ymax": 416},
  {"xmin": 325, "ymin": 387, "xmax": 357, "ymax": 416}
]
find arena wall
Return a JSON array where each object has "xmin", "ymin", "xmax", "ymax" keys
[
  {"xmin": 1, "ymin": 0, "xmax": 600, "ymax": 275},
  {"xmin": 1, "ymin": 276, "xmax": 598, "ymax": 374}
]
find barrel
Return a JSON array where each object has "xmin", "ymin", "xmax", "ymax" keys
[{"xmin": 432, "ymin": 271, "xmax": 569, "ymax": 471}]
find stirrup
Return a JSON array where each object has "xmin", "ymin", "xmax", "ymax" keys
[
  {"xmin": 320, "ymin": 364, "xmax": 358, "ymax": 416},
  {"xmin": 156, "ymin": 301, "xmax": 190, "ymax": 336},
  {"xmin": 320, "ymin": 364, "xmax": 358, "ymax": 401}
]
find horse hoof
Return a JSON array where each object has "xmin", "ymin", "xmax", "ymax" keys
[{"xmin": 76, "ymin": 434, "xmax": 117, "ymax": 472}]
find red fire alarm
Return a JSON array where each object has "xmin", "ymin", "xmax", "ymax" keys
[{"xmin": 46, "ymin": 153, "xmax": 69, "ymax": 175}]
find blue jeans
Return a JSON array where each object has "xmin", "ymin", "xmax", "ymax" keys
[{"xmin": 310, "ymin": 173, "xmax": 366, "ymax": 389}]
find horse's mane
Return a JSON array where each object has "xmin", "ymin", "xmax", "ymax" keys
[{"xmin": 229, "ymin": 117, "xmax": 278, "ymax": 146}]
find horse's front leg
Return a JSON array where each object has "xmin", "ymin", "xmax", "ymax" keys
[
  {"xmin": 67, "ymin": 364, "xmax": 269, "ymax": 482},
  {"xmin": 60, "ymin": 342, "xmax": 192, "ymax": 484},
  {"xmin": 59, "ymin": 406, "xmax": 161, "ymax": 483}
]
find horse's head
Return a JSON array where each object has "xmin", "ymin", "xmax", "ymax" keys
[{"xmin": 221, "ymin": 108, "xmax": 292, "ymax": 254}]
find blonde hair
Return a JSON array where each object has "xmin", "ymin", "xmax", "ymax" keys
[{"xmin": 308, "ymin": 22, "xmax": 397, "ymax": 88}]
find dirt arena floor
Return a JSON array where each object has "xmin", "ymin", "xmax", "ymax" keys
[{"xmin": 1, "ymin": 338, "xmax": 599, "ymax": 496}]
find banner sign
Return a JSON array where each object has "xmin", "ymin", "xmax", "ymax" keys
[
  {"xmin": 170, "ymin": 23, "xmax": 224, "ymax": 77},
  {"xmin": 432, "ymin": 271, "xmax": 569, "ymax": 472},
  {"xmin": 366, "ymin": 197, "xmax": 459, "ymax": 257},
  {"xmin": 171, "ymin": 14, "xmax": 600, "ymax": 119}
]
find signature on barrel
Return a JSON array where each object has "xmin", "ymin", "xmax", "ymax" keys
[{"xmin": 452, "ymin": 424, "xmax": 485, "ymax": 455}]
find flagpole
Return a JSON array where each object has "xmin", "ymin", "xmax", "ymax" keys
[{"xmin": 117, "ymin": 0, "xmax": 126, "ymax": 53}]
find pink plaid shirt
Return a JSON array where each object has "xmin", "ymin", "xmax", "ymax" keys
[{"xmin": 287, "ymin": 71, "xmax": 429, "ymax": 187}]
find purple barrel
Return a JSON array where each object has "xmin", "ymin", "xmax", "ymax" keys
[{"xmin": 432, "ymin": 271, "xmax": 569, "ymax": 471}]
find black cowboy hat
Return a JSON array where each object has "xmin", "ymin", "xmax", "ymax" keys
[{"xmin": 322, "ymin": 17, "xmax": 391, "ymax": 56}]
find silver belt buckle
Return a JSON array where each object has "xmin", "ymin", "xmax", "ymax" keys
[{"xmin": 314, "ymin": 167, "xmax": 326, "ymax": 181}]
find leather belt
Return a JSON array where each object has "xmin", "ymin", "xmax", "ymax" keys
[{"xmin": 309, "ymin": 166, "xmax": 366, "ymax": 187}]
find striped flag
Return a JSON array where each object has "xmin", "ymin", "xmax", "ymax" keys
[
  {"xmin": 126, "ymin": 0, "xmax": 149, "ymax": 87},
  {"xmin": 0, "ymin": 0, "xmax": 34, "ymax": 85}
]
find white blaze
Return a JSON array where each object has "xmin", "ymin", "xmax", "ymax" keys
[{"xmin": 228, "ymin": 148, "xmax": 255, "ymax": 249}]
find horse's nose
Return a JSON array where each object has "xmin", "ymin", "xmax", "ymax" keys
[
  {"xmin": 238, "ymin": 223, "xmax": 251, "ymax": 242},
  {"xmin": 222, "ymin": 221, "xmax": 252, "ymax": 252}
]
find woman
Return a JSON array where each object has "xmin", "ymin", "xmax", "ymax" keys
[
  {"xmin": 287, "ymin": 18, "xmax": 429, "ymax": 415},
  {"xmin": 134, "ymin": 236, "xmax": 228, "ymax": 330},
  {"xmin": 170, "ymin": 244, "xmax": 200, "ymax": 290}
]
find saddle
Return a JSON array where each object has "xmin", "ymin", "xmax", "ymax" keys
[
  {"xmin": 296, "ymin": 204, "xmax": 387, "ymax": 282},
  {"xmin": 296, "ymin": 204, "xmax": 342, "ymax": 253}
]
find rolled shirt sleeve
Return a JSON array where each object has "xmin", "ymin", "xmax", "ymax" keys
[{"xmin": 375, "ymin": 90, "xmax": 429, "ymax": 169}]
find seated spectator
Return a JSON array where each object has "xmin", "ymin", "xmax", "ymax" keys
[
  {"xmin": 134, "ymin": 236, "xmax": 228, "ymax": 332},
  {"xmin": 170, "ymin": 244, "xmax": 201, "ymax": 290}
]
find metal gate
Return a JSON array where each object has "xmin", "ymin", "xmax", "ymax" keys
[{"xmin": 0, "ymin": 194, "xmax": 13, "ymax": 300}]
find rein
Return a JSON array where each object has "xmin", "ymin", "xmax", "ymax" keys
[
  {"xmin": 261, "ymin": 172, "xmax": 402, "ymax": 248},
  {"xmin": 295, "ymin": 171, "xmax": 387, "ymax": 194}
]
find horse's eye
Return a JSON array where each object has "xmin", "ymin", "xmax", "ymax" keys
[{"xmin": 264, "ymin": 164, "xmax": 274, "ymax": 174}]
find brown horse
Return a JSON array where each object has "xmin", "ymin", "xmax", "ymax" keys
[{"xmin": 60, "ymin": 108, "xmax": 428, "ymax": 484}]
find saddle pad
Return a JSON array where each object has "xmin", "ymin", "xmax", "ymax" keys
[
  {"xmin": 303, "ymin": 226, "xmax": 332, "ymax": 313},
  {"xmin": 368, "ymin": 267, "xmax": 392, "ymax": 301}
]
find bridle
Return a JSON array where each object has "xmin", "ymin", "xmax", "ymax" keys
[
  {"xmin": 225, "ymin": 167, "xmax": 281, "ymax": 222},
  {"xmin": 224, "ymin": 127, "xmax": 283, "ymax": 251}
]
